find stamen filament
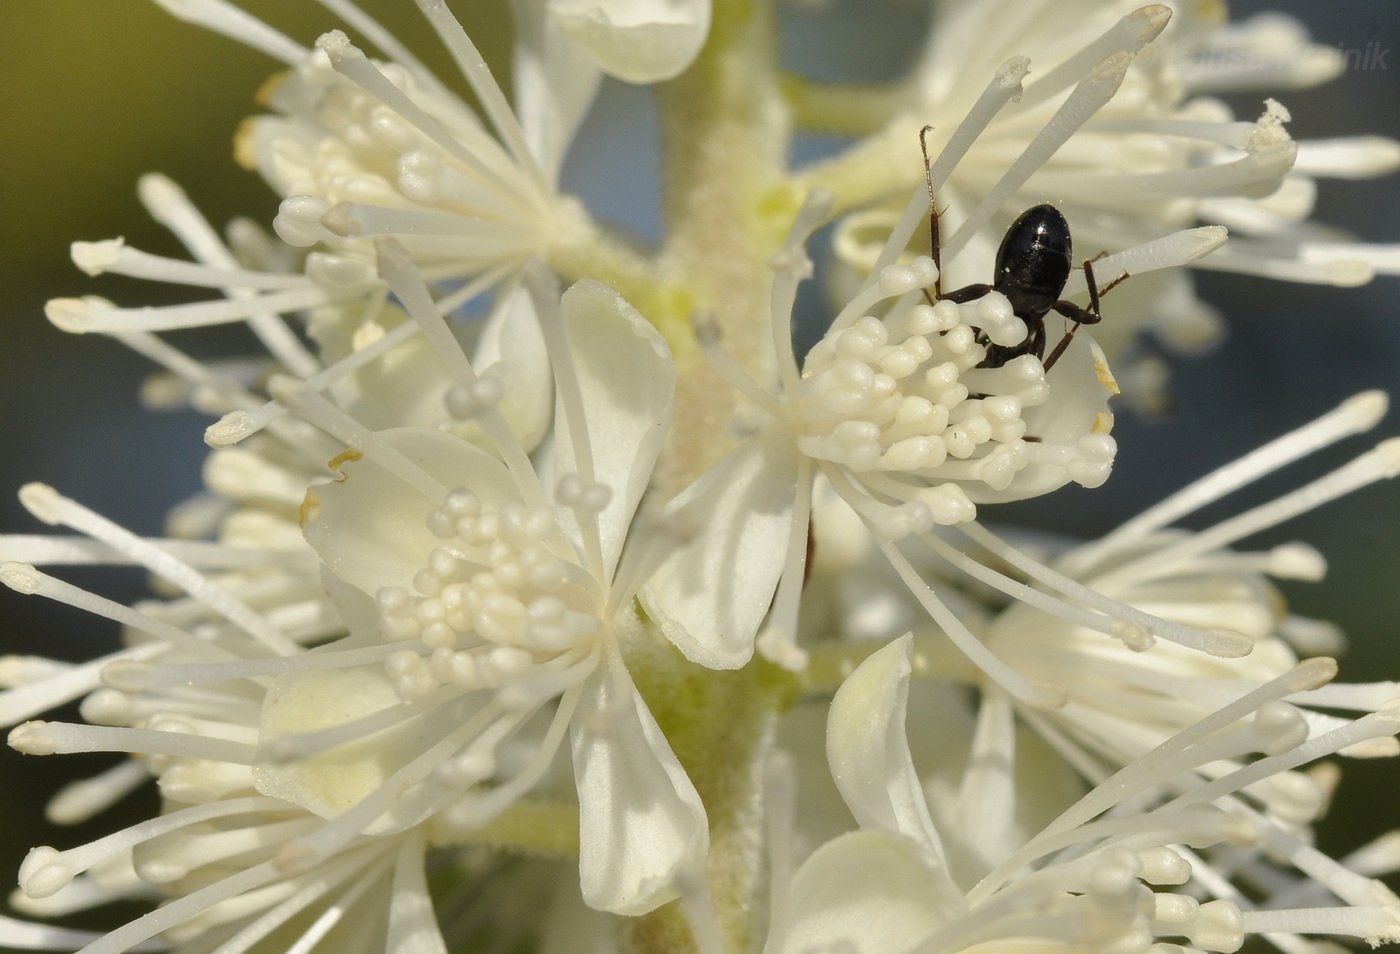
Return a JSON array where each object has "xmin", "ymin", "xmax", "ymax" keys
[
  {"xmin": 264, "ymin": 378, "xmax": 447, "ymax": 504},
  {"xmin": 1068, "ymin": 391, "xmax": 1389, "ymax": 568},
  {"xmin": 15, "ymin": 488, "xmax": 300, "ymax": 657},
  {"xmin": 10, "ymin": 721, "xmax": 256, "ymax": 764},
  {"xmin": 1094, "ymin": 439, "xmax": 1400, "ymax": 590},
  {"xmin": 374, "ymin": 240, "xmax": 546, "ymax": 509},
  {"xmin": 135, "ymin": 174, "xmax": 320, "ymax": 377},
  {"xmin": 771, "ymin": 190, "xmax": 836, "ymax": 390},
  {"xmin": 956, "ymin": 522, "xmax": 1254, "ymax": 657},
  {"xmin": 151, "ymin": 0, "xmax": 306, "ymax": 65},
  {"xmin": 871, "ymin": 56, "xmax": 1030, "ymax": 279},
  {"xmin": 943, "ymin": 52, "xmax": 1132, "ymax": 261}
]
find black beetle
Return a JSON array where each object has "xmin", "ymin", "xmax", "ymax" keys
[{"xmin": 919, "ymin": 127, "xmax": 1124, "ymax": 370}]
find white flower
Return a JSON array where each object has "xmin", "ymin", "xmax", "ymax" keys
[
  {"xmin": 981, "ymin": 393, "xmax": 1400, "ymax": 792},
  {"xmin": 761, "ymin": 636, "xmax": 1400, "ymax": 954},
  {"xmin": 44, "ymin": 168, "xmax": 554, "ymax": 461},
  {"xmin": 800, "ymin": 2, "xmax": 1400, "ymax": 394},
  {"xmin": 644, "ymin": 191, "xmax": 1221, "ymax": 676},
  {"xmin": 262, "ymin": 252, "xmax": 708, "ymax": 918}
]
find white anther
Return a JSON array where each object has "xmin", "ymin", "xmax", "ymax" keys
[
  {"xmin": 413, "ymin": 569, "xmax": 443, "ymax": 596},
  {"xmin": 421, "ymin": 622, "xmax": 456, "ymax": 649},
  {"xmin": 1137, "ymin": 847, "xmax": 1190, "ymax": 885},
  {"xmin": 930, "ymin": 299, "xmax": 961, "ymax": 331},
  {"xmin": 80, "ymin": 688, "xmax": 136, "ymax": 725},
  {"xmin": 1111, "ymin": 618, "xmax": 1156, "ymax": 652},
  {"xmin": 974, "ymin": 445, "xmax": 1020, "ymax": 491},
  {"xmin": 943, "ymin": 324, "xmax": 977, "ymax": 356},
  {"xmin": 877, "ymin": 263, "xmax": 924, "ymax": 297},
  {"xmin": 1248, "ymin": 770, "xmax": 1324, "ymax": 825},
  {"xmin": 273, "ymin": 195, "xmax": 333, "ymax": 247},
  {"xmin": 895, "ymin": 395, "xmax": 937, "ymax": 427},
  {"xmin": 903, "ymin": 304, "xmax": 939, "ymax": 336},
  {"xmin": 881, "ymin": 436, "xmax": 936, "ymax": 471},
  {"xmin": 18, "ymin": 847, "xmax": 72, "ymax": 900},
  {"xmin": 382, "ymin": 615, "xmax": 421, "ymax": 641},
  {"xmin": 1088, "ymin": 848, "xmax": 1141, "ymax": 904},
  {"xmin": 908, "ymin": 255, "xmax": 939, "ymax": 287},
  {"xmin": 1188, "ymin": 900, "xmax": 1243, "ymax": 953},
  {"xmin": 975, "ymin": 290, "xmax": 1014, "ymax": 326},
  {"xmin": 925, "ymin": 362, "xmax": 960, "ymax": 390},
  {"xmin": 385, "ymin": 650, "xmax": 423, "ymax": 679},
  {"xmin": 981, "ymin": 394, "xmax": 1022, "ymax": 421},
  {"xmin": 397, "ymin": 150, "xmax": 444, "ymax": 203},
  {"xmin": 871, "ymin": 502, "xmax": 934, "ymax": 541},
  {"xmin": 1153, "ymin": 893, "xmax": 1199, "ymax": 924},
  {"xmin": 1266, "ymin": 542, "xmax": 1327, "ymax": 580},
  {"xmin": 426, "ymin": 508, "xmax": 457, "ymax": 538},
  {"xmin": 449, "ymin": 651, "xmax": 480, "ymax": 688},
  {"xmin": 918, "ymin": 484, "xmax": 976, "ymax": 525},
  {"xmin": 429, "ymin": 548, "xmax": 458, "ymax": 579},
  {"xmin": 305, "ymin": 253, "xmax": 375, "ymax": 287},
  {"xmin": 557, "ymin": 474, "xmax": 613, "ymax": 513},
  {"xmin": 1252, "ymin": 700, "xmax": 1310, "ymax": 755},
  {"xmin": 445, "ymin": 376, "xmax": 504, "ymax": 419},
  {"xmin": 444, "ymin": 488, "xmax": 480, "ymax": 517}
]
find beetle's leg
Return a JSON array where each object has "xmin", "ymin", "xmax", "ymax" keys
[
  {"xmin": 939, "ymin": 283, "xmax": 995, "ymax": 304},
  {"xmin": 1042, "ymin": 259, "xmax": 1107, "ymax": 369}
]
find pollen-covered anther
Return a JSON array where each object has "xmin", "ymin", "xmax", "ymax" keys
[{"xmin": 1111, "ymin": 618, "xmax": 1156, "ymax": 652}]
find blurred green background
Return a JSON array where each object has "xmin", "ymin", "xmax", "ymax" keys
[{"xmin": 1, "ymin": 0, "xmax": 1398, "ymax": 942}]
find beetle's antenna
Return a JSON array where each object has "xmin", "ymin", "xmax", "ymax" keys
[{"xmin": 920, "ymin": 125, "xmax": 943, "ymax": 299}]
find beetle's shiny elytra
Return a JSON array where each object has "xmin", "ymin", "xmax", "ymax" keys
[{"xmin": 919, "ymin": 126, "xmax": 1125, "ymax": 371}]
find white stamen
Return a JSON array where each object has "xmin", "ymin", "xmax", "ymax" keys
[
  {"xmin": 152, "ymin": 0, "xmax": 306, "ymax": 64},
  {"xmin": 1012, "ymin": 5, "xmax": 1172, "ymax": 113},
  {"xmin": 944, "ymin": 52, "xmax": 1132, "ymax": 260},
  {"xmin": 374, "ymin": 239, "xmax": 545, "ymax": 507},
  {"xmin": 872, "ymin": 56, "xmax": 1030, "ymax": 279},
  {"xmin": 956, "ymin": 524, "xmax": 1254, "ymax": 657},
  {"xmin": 1072, "ymin": 391, "xmax": 1389, "ymax": 566},
  {"xmin": 15, "ymin": 487, "xmax": 300, "ymax": 656},
  {"xmin": 411, "ymin": 0, "xmax": 549, "ymax": 191}
]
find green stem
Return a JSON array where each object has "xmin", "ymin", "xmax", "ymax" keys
[
  {"xmin": 781, "ymin": 73, "xmax": 900, "ymax": 137},
  {"xmin": 652, "ymin": 0, "xmax": 799, "ymax": 495}
]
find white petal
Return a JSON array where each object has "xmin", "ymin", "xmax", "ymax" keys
[
  {"xmin": 548, "ymin": 0, "xmax": 710, "ymax": 83},
  {"xmin": 827, "ymin": 636, "xmax": 949, "ymax": 867},
  {"xmin": 302, "ymin": 428, "xmax": 519, "ymax": 596},
  {"xmin": 474, "ymin": 282, "xmax": 554, "ymax": 452},
  {"xmin": 554, "ymin": 279, "xmax": 676, "ymax": 580},
  {"xmin": 254, "ymin": 653, "xmax": 412, "ymax": 820},
  {"xmin": 513, "ymin": 0, "xmax": 604, "ymax": 178},
  {"xmin": 771, "ymin": 829, "xmax": 944, "ymax": 954},
  {"xmin": 387, "ymin": 829, "xmax": 448, "ymax": 954},
  {"xmin": 571, "ymin": 642, "xmax": 708, "ymax": 915},
  {"xmin": 642, "ymin": 436, "xmax": 799, "ymax": 669}
]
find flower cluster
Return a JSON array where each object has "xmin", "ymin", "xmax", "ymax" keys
[{"xmin": 4, "ymin": 2, "xmax": 1400, "ymax": 954}]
